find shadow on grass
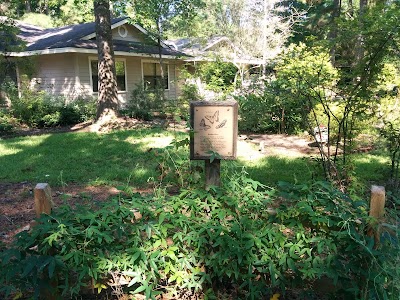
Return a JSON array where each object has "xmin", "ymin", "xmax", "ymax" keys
[
  {"xmin": 233, "ymin": 156, "xmax": 325, "ymax": 186},
  {"xmin": 0, "ymin": 129, "xmax": 390, "ymax": 189}
]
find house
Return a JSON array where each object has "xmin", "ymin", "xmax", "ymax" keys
[
  {"xmin": 0, "ymin": 16, "xmax": 187, "ymax": 106},
  {"xmin": 166, "ymin": 36, "xmax": 264, "ymax": 78}
]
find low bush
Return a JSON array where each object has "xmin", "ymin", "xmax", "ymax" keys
[
  {"xmin": 0, "ymin": 110, "xmax": 20, "ymax": 133},
  {"xmin": 1, "ymin": 170, "xmax": 398, "ymax": 299},
  {"xmin": 124, "ymin": 83, "xmax": 165, "ymax": 120},
  {"xmin": 236, "ymin": 86, "xmax": 305, "ymax": 134},
  {"xmin": 9, "ymin": 88, "xmax": 96, "ymax": 128},
  {"xmin": 197, "ymin": 60, "xmax": 237, "ymax": 92}
]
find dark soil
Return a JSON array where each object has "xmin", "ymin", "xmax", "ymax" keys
[{"xmin": 0, "ymin": 181, "xmax": 128, "ymax": 243}]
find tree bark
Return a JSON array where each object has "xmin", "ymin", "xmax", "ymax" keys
[
  {"xmin": 328, "ymin": 0, "xmax": 341, "ymax": 65},
  {"xmin": 25, "ymin": 1, "xmax": 31, "ymax": 13},
  {"xmin": 94, "ymin": 0, "xmax": 119, "ymax": 123},
  {"xmin": 355, "ymin": 0, "xmax": 368, "ymax": 65}
]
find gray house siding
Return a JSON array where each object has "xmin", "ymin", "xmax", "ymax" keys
[{"xmin": 29, "ymin": 53, "xmax": 183, "ymax": 106}]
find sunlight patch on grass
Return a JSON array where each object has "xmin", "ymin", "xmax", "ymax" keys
[
  {"xmin": 236, "ymin": 140, "xmax": 264, "ymax": 161},
  {"xmin": 0, "ymin": 145, "xmax": 21, "ymax": 155},
  {"xmin": 124, "ymin": 134, "xmax": 174, "ymax": 150},
  {"xmin": 240, "ymin": 155, "xmax": 318, "ymax": 185},
  {"xmin": 0, "ymin": 136, "xmax": 46, "ymax": 155},
  {"xmin": 353, "ymin": 154, "xmax": 389, "ymax": 164},
  {"xmin": 352, "ymin": 153, "xmax": 391, "ymax": 184}
]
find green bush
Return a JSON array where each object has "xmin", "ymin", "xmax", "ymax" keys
[
  {"xmin": 236, "ymin": 85, "xmax": 305, "ymax": 134},
  {"xmin": 1, "ymin": 171, "xmax": 398, "ymax": 299},
  {"xmin": 0, "ymin": 110, "xmax": 19, "ymax": 133},
  {"xmin": 8, "ymin": 88, "xmax": 96, "ymax": 128},
  {"xmin": 197, "ymin": 60, "xmax": 237, "ymax": 92},
  {"xmin": 124, "ymin": 83, "xmax": 165, "ymax": 120}
]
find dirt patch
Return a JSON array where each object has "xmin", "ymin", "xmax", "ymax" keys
[
  {"xmin": 238, "ymin": 133, "xmax": 319, "ymax": 159},
  {"xmin": 0, "ymin": 182, "xmax": 132, "ymax": 242}
]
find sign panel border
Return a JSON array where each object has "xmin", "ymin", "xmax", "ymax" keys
[{"xmin": 190, "ymin": 101, "xmax": 238, "ymax": 160}]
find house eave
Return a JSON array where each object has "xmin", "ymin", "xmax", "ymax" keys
[
  {"xmin": 82, "ymin": 18, "xmax": 131, "ymax": 40},
  {"xmin": 4, "ymin": 47, "xmax": 184, "ymax": 59},
  {"xmin": 185, "ymin": 57, "xmax": 264, "ymax": 65},
  {"xmin": 82, "ymin": 19, "xmax": 170, "ymax": 49}
]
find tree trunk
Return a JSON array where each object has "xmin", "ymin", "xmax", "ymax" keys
[
  {"xmin": 355, "ymin": 0, "xmax": 368, "ymax": 66},
  {"xmin": 156, "ymin": 19, "xmax": 166, "ymax": 101},
  {"xmin": 25, "ymin": 0, "xmax": 31, "ymax": 12},
  {"xmin": 328, "ymin": 0, "xmax": 341, "ymax": 65},
  {"xmin": 94, "ymin": 0, "xmax": 119, "ymax": 123}
]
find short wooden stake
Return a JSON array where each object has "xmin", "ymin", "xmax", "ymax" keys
[
  {"xmin": 205, "ymin": 159, "xmax": 221, "ymax": 187},
  {"xmin": 368, "ymin": 185, "xmax": 385, "ymax": 247},
  {"xmin": 34, "ymin": 183, "xmax": 53, "ymax": 218}
]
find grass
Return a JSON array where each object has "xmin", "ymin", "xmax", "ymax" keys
[
  {"xmin": 240, "ymin": 156, "xmax": 322, "ymax": 185},
  {"xmin": 0, "ymin": 128, "xmax": 184, "ymax": 187},
  {"xmin": 0, "ymin": 128, "xmax": 392, "ymax": 190}
]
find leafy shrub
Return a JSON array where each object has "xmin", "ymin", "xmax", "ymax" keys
[
  {"xmin": 177, "ymin": 83, "xmax": 201, "ymax": 116},
  {"xmin": 380, "ymin": 121, "xmax": 400, "ymax": 187},
  {"xmin": 197, "ymin": 60, "xmax": 237, "ymax": 92},
  {"xmin": 10, "ymin": 89, "xmax": 52, "ymax": 127},
  {"xmin": 124, "ymin": 83, "xmax": 165, "ymax": 120},
  {"xmin": 9, "ymin": 88, "xmax": 96, "ymax": 127},
  {"xmin": 236, "ymin": 84, "xmax": 305, "ymax": 134},
  {"xmin": 59, "ymin": 98, "xmax": 96, "ymax": 125},
  {"xmin": 1, "ymin": 170, "xmax": 398, "ymax": 299},
  {"xmin": 0, "ymin": 110, "xmax": 19, "ymax": 133}
]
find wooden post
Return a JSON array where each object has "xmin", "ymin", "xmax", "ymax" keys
[
  {"xmin": 368, "ymin": 185, "xmax": 385, "ymax": 247},
  {"xmin": 205, "ymin": 159, "xmax": 221, "ymax": 187},
  {"xmin": 34, "ymin": 183, "xmax": 53, "ymax": 217},
  {"xmin": 34, "ymin": 183, "xmax": 58, "ymax": 299}
]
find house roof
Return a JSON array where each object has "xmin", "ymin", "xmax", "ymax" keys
[
  {"xmin": 1, "ymin": 16, "xmax": 185, "ymax": 58},
  {"xmin": 166, "ymin": 36, "xmax": 263, "ymax": 65}
]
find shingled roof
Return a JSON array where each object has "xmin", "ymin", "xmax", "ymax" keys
[{"xmin": 1, "ymin": 16, "xmax": 185, "ymax": 57}]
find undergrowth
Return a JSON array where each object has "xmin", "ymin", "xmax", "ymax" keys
[{"xmin": 1, "ymin": 164, "xmax": 398, "ymax": 299}]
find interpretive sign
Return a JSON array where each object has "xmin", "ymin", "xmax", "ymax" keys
[{"xmin": 190, "ymin": 101, "xmax": 238, "ymax": 160}]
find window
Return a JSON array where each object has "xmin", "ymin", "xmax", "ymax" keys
[
  {"xmin": 90, "ymin": 59, "xmax": 126, "ymax": 93},
  {"xmin": 142, "ymin": 62, "xmax": 169, "ymax": 90}
]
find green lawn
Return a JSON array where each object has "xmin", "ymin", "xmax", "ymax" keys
[
  {"xmin": 0, "ymin": 128, "xmax": 183, "ymax": 187},
  {"xmin": 0, "ymin": 128, "xmax": 391, "ymax": 190}
]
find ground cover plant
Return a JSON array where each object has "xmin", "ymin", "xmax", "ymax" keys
[
  {"xmin": 0, "ymin": 130, "xmax": 398, "ymax": 299},
  {"xmin": 1, "ymin": 166, "xmax": 398, "ymax": 299}
]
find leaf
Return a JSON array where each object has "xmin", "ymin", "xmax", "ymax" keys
[
  {"xmin": 94, "ymin": 282, "xmax": 107, "ymax": 294},
  {"xmin": 146, "ymin": 225, "xmax": 152, "ymax": 239},
  {"xmin": 131, "ymin": 251, "xmax": 141, "ymax": 264},
  {"xmin": 158, "ymin": 212, "xmax": 166, "ymax": 225},
  {"xmin": 270, "ymin": 293, "xmax": 281, "ymax": 300},
  {"xmin": 128, "ymin": 276, "xmax": 140, "ymax": 287},
  {"xmin": 132, "ymin": 284, "xmax": 147, "ymax": 295},
  {"xmin": 289, "ymin": 245, "xmax": 299, "ymax": 259},
  {"xmin": 22, "ymin": 259, "xmax": 36, "ymax": 277},
  {"xmin": 48, "ymin": 258, "xmax": 56, "ymax": 278},
  {"xmin": 150, "ymin": 250, "xmax": 160, "ymax": 260},
  {"xmin": 153, "ymin": 239, "xmax": 162, "ymax": 249},
  {"xmin": 287, "ymin": 258, "xmax": 296, "ymax": 271}
]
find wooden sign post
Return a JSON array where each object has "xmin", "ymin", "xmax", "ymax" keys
[
  {"xmin": 368, "ymin": 185, "xmax": 386, "ymax": 247},
  {"xmin": 34, "ymin": 183, "xmax": 53, "ymax": 217},
  {"xmin": 190, "ymin": 101, "xmax": 238, "ymax": 187}
]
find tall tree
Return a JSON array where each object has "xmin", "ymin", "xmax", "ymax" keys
[
  {"xmin": 132, "ymin": 0, "xmax": 204, "ymax": 87},
  {"xmin": 186, "ymin": 0, "xmax": 303, "ymax": 72},
  {"xmin": 93, "ymin": 0, "xmax": 119, "ymax": 124}
]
